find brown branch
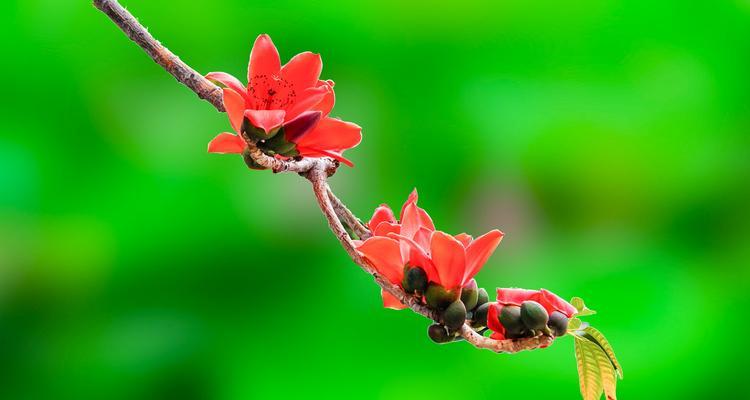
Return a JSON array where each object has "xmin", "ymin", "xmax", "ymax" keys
[
  {"xmin": 94, "ymin": 0, "xmax": 550, "ymax": 354},
  {"xmin": 93, "ymin": 0, "xmax": 224, "ymax": 111}
]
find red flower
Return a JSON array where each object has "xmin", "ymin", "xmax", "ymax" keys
[
  {"xmin": 487, "ymin": 288, "xmax": 576, "ymax": 340},
  {"xmin": 205, "ymin": 34, "xmax": 361, "ymax": 166},
  {"xmin": 356, "ymin": 190, "xmax": 504, "ymax": 309}
]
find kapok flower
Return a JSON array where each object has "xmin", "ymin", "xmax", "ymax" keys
[
  {"xmin": 487, "ymin": 288, "xmax": 577, "ymax": 340},
  {"xmin": 355, "ymin": 190, "xmax": 504, "ymax": 309},
  {"xmin": 205, "ymin": 34, "xmax": 362, "ymax": 166}
]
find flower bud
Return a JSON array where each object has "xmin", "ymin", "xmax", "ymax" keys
[
  {"xmin": 476, "ymin": 288, "xmax": 489, "ymax": 307},
  {"xmin": 499, "ymin": 305, "xmax": 525, "ymax": 336},
  {"xmin": 427, "ymin": 323, "xmax": 452, "ymax": 344},
  {"xmin": 520, "ymin": 300, "xmax": 549, "ymax": 330},
  {"xmin": 402, "ymin": 267, "xmax": 428, "ymax": 294},
  {"xmin": 460, "ymin": 280, "xmax": 479, "ymax": 311},
  {"xmin": 442, "ymin": 300, "xmax": 467, "ymax": 331},
  {"xmin": 425, "ymin": 283, "xmax": 458, "ymax": 310},
  {"xmin": 470, "ymin": 302, "xmax": 490, "ymax": 328},
  {"xmin": 547, "ymin": 311, "xmax": 569, "ymax": 337},
  {"xmin": 261, "ymin": 128, "xmax": 299, "ymax": 157}
]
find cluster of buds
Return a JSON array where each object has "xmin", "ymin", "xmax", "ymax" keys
[
  {"xmin": 355, "ymin": 190, "xmax": 504, "ymax": 342},
  {"xmin": 486, "ymin": 288, "xmax": 577, "ymax": 342}
]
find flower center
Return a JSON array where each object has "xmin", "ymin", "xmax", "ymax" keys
[{"xmin": 247, "ymin": 74, "xmax": 297, "ymax": 111}]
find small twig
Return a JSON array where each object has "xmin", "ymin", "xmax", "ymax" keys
[
  {"xmin": 327, "ymin": 188, "xmax": 370, "ymax": 239},
  {"xmin": 94, "ymin": 0, "xmax": 550, "ymax": 354},
  {"xmin": 93, "ymin": 0, "xmax": 224, "ymax": 111}
]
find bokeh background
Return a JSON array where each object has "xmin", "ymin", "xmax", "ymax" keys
[{"xmin": 2, "ymin": 0, "xmax": 749, "ymax": 398}]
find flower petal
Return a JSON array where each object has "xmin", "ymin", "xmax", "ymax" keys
[
  {"xmin": 244, "ymin": 109, "xmax": 286, "ymax": 134},
  {"xmin": 368, "ymin": 204, "xmax": 396, "ymax": 231},
  {"xmin": 381, "ymin": 288, "xmax": 407, "ymax": 310},
  {"xmin": 430, "ymin": 231, "xmax": 466, "ymax": 290},
  {"xmin": 487, "ymin": 303, "xmax": 505, "ymax": 338},
  {"xmin": 464, "ymin": 229, "xmax": 504, "ymax": 283},
  {"xmin": 281, "ymin": 51, "xmax": 322, "ymax": 91},
  {"xmin": 455, "ymin": 233, "xmax": 473, "ymax": 247},
  {"xmin": 295, "ymin": 117, "xmax": 362, "ymax": 152},
  {"xmin": 207, "ymin": 133, "xmax": 245, "ymax": 154},
  {"xmin": 539, "ymin": 289, "xmax": 577, "ymax": 317},
  {"xmin": 285, "ymin": 85, "xmax": 329, "ymax": 120},
  {"xmin": 373, "ymin": 221, "xmax": 400, "ymax": 237},
  {"xmin": 206, "ymin": 72, "xmax": 247, "ymax": 97},
  {"xmin": 284, "ymin": 111, "xmax": 322, "ymax": 143},
  {"xmin": 386, "ymin": 233, "xmax": 438, "ymax": 283},
  {"xmin": 496, "ymin": 288, "xmax": 539, "ymax": 306},
  {"xmin": 247, "ymin": 34, "xmax": 281, "ymax": 83},
  {"xmin": 312, "ymin": 80, "xmax": 335, "ymax": 115},
  {"xmin": 356, "ymin": 237, "xmax": 404, "ymax": 284},
  {"xmin": 223, "ymin": 88, "xmax": 245, "ymax": 133}
]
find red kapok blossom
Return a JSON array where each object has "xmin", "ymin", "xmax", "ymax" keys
[
  {"xmin": 205, "ymin": 34, "xmax": 362, "ymax": 166},
  {"xmin": 355, "ymin": 190, "xmax": 504, "ymax": 309},
  {"xmin": 487, "ymin": 288, "xmax": 577, "ymax": 341}
]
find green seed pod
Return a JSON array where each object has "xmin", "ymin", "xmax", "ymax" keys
[
  {"xmin": 402, "ymin": 267, "xmax": 428, "ymax": 294},
  {"xmin": 425, "ymin": 283, "xmax": 457, "ymax": 310},
  {"xmin": 470, "ymin": 302, "xmax": 490, "ymax": 328},
  {"xmin": 427, "ymin": 323, "xmax": 452, "ymax": 344},
  {"xmin": 520, "ymin": 300, "xmax": 549, "ymax": 330},
  {"xmin": 499, "ymin": 305, "xmax": 525, "ymax": 335},
  {"xmin": 442, "ymin": 300, "xmax": 467, "ymax": 331},
  {"xmin": 547, "ymin": 311, "xmax": 569, "ymax": 337},
  {"xmin": 475, "ymin": 288, "xmax": 489, "ymax": 308},
  {"xmin": 460, "ymin": 281, "xmax": 479, "ymax": 311}
]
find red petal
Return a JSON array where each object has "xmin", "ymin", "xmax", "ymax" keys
[
  {"xmin": 369, "ymin": 205, "xmax": 396, "ymax": 231},
  {"xmin": 244, "ymin": 109, "xmax": 286, "ymax": 134},
  {"xmin": 206, "ymin": 72, "xmax": 247, "ymax": 97},
  {"xmin": 295, "ymin": 117, "xmax": 362, "ymax": 152},
  {"xmin": 284, "ymin": 111, "xmax": 323, "ymax": 143},
  {"xmin": 223, "ymin": 88, "xmax": 245, "ymax": 133},
  {"xmin": 399, "ymin": 189, "xmax": 419, "ymax": 221},
  {"xmin": 464, "ymin": 230, "xmax": 504, "ymax": 283},
  {"xmin": 247, "ymin": 34, "xmax": 281, "ymax": 83},
  {"xmin": 373, "ymin": 222, "xmax": 400, "ymax": 237},
  {"xmin": 312, "ymin": 80, "xmax": 335, "ymax": 115},
  {"xmin": 487, "ymin": 303, "xmax": 506, "ymax": 337},
  {"xmin": 207, "ymin": 133, "xmax": 245, "ymax": 154},
  {"xmin": 356, "ymin": 237, "xmax": 404, "ymax": 284},
  {"xmin": 496, "ymin": 288, "xmax": 539, "ymax": 306},
  {"xmin": 539, "ymin": 289, "xmax": 577, "ymax": 317},
  {"xmin": 386, "ymin": 233, "xmax": 438, "ymax": 283},
  {"xmin": 381, "ymin": 288, "xmax": 407, "ymax": 310},
  {"xmin": 281, "ymin": 51, "xmax": 322, "ymax": 91},
  {"xmin": 455, "ymin": 233, "xmax": 473, "ymax": 247},
  {"xmin": 285, "ymin": 85, "xmax": 329, "ymax": 120},
  {"xmin": 430, "ymin": 231, "xmax": 466, "ymax": 290}
]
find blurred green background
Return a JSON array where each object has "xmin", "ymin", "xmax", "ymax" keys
[{"xmin": 2, "ymin": 0, "xmax": 749, "ymax": 398}]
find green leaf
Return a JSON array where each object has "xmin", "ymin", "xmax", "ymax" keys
[
  {"xmin": 574, "ymin": 335, "xmax": 603, "ymax": 400},
  {"xmin": 571, "ymin": 297, "xmax": 597, "ymax": 317},
  {"xmin": 568, "ymin": 317, "xmax": 582, "ymax": 331},
  {"xmin": 583, "ymin": 326, "xmax": 623, "ymax": 379}
]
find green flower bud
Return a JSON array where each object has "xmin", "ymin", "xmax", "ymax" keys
[
  {"xmin": 547, "ymin": 311, "xmax": 569, "ymax": 337},
  {"xmin": 427, "ymin": 323, "xmax": 452, "ymax": 344},
  {"xmin": 470, "ymin": 302, "xmax": 490, "ymax": 328},
  {"xmin": 425, "ymin": 283, "xmax": 458, "ymax": 310},
  {"xmin": 242, "ymin": 149, "xmax": 267, "ymax": 170},
  {"xmin": 520, "ymin": 300, "xmax": 549, "ymax": 330},
  {"xmin": 460, "ymin": 280, "xmax": 479, "ymax": 311},
  {"xmin": 442, "ymin": 300, "xmax": 467, "ymax": 331},
  {"xmin": 499, "ymin": 305, "xmax": 525, "ymax": 336},
  {"xmin": 476, "ymin": 288, "xmax": 489, "ymax": 308},
  {"xmin": 402, "ymin": 267, "xmax": 428, "ymax": 294}
]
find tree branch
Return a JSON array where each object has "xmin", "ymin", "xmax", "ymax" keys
[{"xmin": 94, "ymin": 0, "xmax": 552, "ymax": 354}]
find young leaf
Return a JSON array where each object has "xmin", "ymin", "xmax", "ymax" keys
[
  {"xmin": 568, "ymin": 317, "xmax": 582, "ymax": 331},
  {"xmin": 583, "ymin": 326, "xmax": 623, "ymax": 379},
  {"xmin": 591, "ymin": 341, "xmax": 618, "ymax": 400},
  {"xmin": 574, "ymin": 335, "xmax": 603, "ymax": 400},
  {"xmin": 571, "ymin": 297, "xmax": 597, "ymax": 317}
]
